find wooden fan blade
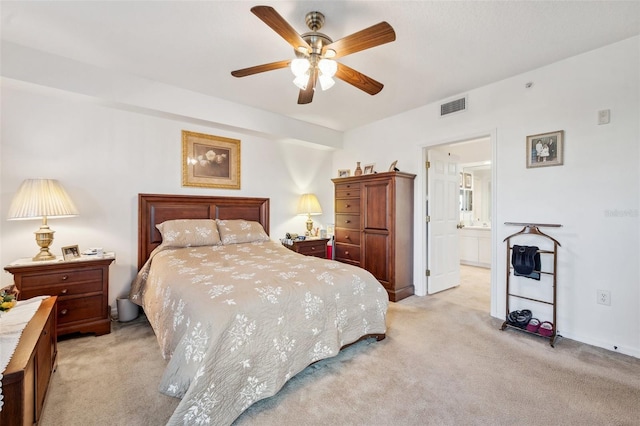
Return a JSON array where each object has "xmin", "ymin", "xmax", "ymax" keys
[
  {"xmin": 231, "ymin": 60, "xmax": 291, "ymax": 78},
  {"xmin": 251, "ymin": 6, "xmax": 311, "ymax": 53},
  {"xmin": 335, "ymin": 62, "xmax": 384, "ymax": 95},
  {"xmin": 297, "ymin": 68, "xmax": 317, "ymax": 104},
  {"xmin": 323, "ymin": 22, "xmax": 395, "ymax": 59}
]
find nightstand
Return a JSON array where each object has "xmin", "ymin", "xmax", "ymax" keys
[
  {"xmin": 283, "ymin": 238, "xmax": 329, "ymax": 259},
  {"xmin": 5, "ymin": 254, "xmax": 115, "ymax": 337}
]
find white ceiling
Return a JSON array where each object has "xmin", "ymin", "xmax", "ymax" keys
[{"xmin": 1, "ymin": 1, "xmax": 639, "ymax": 132}]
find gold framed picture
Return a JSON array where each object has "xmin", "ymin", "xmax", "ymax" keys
[
  {"xmin": 338, "ymin": 169, "xmax": 351, "ymax": 178},
  {"xmin": 526, "ymin": 130, "xmax": 564, "ymax": 168},
  {"xmin": 61, "ymin": 245, "xmax": 80, "ymax": 261},
  {"xmin": 182, "ymin": 130, "xmax": 241, "ymax": 189}
]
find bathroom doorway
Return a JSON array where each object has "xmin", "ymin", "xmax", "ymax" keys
[{"xmin": 423, "ymin": 134, "xmax": 495, "ymax": 315}]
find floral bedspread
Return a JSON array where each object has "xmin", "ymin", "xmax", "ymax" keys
[{"xmin": 130, "ymin": 240, "xmax": 388, "ymax": 425}]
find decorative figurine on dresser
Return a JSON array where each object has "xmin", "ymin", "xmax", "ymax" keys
[
  {"xmin": 332, "ymin": 170, "xmax": 416, "ymax": 301},
  {"xmin": 5, "ymin": 253, "xmax": 115, "ymax": 337}
]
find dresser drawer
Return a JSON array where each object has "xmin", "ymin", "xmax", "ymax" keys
[
  {"xmin": 335, "ymin": 188, "xmax": 360, "ymax": 199},
  {"xmin": 335, "ymin": 214, "xmax": 359, "ymax": 229},
  {"xmin": 334, "ymin": 243, "xmax": 361, "ymax": 263},
  {"xmin": 20, "ymin": 269, "xmax": 103, "ymax": 288},
  {"xmin": 335, "ymin": 183, "xmax": 360, "ymax": 197},
  {"xmin": 335, "ymin": 228, "xmax": 361, "ymax": 246},
  {"xmin": 335, "ymin": 198, "xmax": 360, "ymax": 214},
  {"xmin": 57, "ymin": 295, "xmax": 104, "ymax": 325}
]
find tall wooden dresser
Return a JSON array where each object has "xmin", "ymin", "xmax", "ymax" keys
[{"xmin": 332, "ymin": 171, "xmax": 416, "ymax": 301}]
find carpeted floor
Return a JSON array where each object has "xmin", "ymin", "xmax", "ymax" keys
[{"xmin": 39, "ymin": 266, "xmax": 640, "ymax": 425}]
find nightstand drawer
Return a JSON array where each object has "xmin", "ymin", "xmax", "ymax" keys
[
  {"xmin": 19, "ymin": 279, "xmax": 103, "ymax": 300},
  {"xmin": 57, "ymin": 295, "xmax": 104, "ymax": 325},
  {"xmin": 296, "ymin": 241, "xmax": 327, "ymax": 257},
  {"xmin": 20, "ymin": 269, "xmax": 103, "ymax": 288}
]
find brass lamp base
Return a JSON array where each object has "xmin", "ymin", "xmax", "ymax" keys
[
  {"xmin": 306, "ymin": 214, "xmax": 314, "ymax": 236},
  {"xmin": 33, "ymin": 222, "xmax": 56, "ymax": 261}
]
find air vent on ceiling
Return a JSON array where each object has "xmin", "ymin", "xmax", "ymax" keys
[{"xmin": 440, "ymin": 96, "xmax": 467, "ymax": 116}]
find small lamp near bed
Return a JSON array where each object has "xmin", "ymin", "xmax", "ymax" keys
[
  {"xmin": 7, "ymin": 178, "xmax": 79, "ymax": 261},
  {"xmin": 296, "ymin": 193, "xmax": 322, "ymax": 236}
]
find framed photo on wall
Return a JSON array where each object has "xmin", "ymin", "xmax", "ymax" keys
[
  {"xmin": 182, "ymin": 130, "xmax": 241, "ymax": 189},
  {"xmin": 526, "ymin": 130, "xmax": 564, "ymax": 168}
]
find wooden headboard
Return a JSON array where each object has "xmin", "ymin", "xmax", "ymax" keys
[{"xmin": 137, "ymin": 193, "xmax": 270, "ymax": 269}]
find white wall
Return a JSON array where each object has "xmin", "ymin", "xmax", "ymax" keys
[
  {"xmin": 2, "ymin": 35, "xmax": 638, "ymax": 358},
  {"xmin": 340, "ymin": 37, "xmax": 640, "ymax": 357},
  {"xmin": 0, "ymin": 83, "xmax": 336, "ymax": 303}
]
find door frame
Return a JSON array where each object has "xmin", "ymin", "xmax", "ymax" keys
[{"xmin": 418, "ymin": 129, "xmax": 499, "ymax": 318}]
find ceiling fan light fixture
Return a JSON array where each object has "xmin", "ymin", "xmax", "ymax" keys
[
  {"xmin": 318, "ymin": 58, "xmax": 337, "ymax": 77},
  {"xmin": 291, "ymin": 58, "xmax": 310, "ymax": 77},
  {"xmin": 293, "ymin": 73, "xmax": 309, "ymax": 90},
  {"xmin": 318, "ymin": 74, "xmax": 335, "ymax": 91},
  {"xmin": 324, "ymin": 49, "xmax": 337, "ymax": 58}
]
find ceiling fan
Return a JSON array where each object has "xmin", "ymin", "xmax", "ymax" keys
[{"xmin": 231, "ymin": 5, "xmax": 396, "ymax": 104}]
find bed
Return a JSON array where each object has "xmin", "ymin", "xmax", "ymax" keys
[{"xmin": 130, "ymin": 194, "xmax": 389, "ymax": 425}]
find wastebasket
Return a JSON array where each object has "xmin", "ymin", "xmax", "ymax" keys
[{"xmin": 116, "ymin": 297, "xmax": 139, "ymax": 322}]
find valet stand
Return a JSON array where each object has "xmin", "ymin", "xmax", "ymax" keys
[{"xmin": 501, "ymin": 222, "xmax": 562, "ymax": 347}]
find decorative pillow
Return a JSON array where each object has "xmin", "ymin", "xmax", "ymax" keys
[
  {"xmin": 156, "ymin": 219, "xmax": 222, "ymax": 247},
  {"xmin": 216, "ymin": 219, "xmax": 270, "ymax": 245}
]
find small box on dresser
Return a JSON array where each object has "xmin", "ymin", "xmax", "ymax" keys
[{"xmin": 5, "ymin": 254, "xmax": 115, "ymax": 337}]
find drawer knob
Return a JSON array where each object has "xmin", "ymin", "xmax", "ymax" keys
[
  {"xmin": 311, "ymin": 247, "xmax": 316, "ymax": 250},
  {"xmin": 345, "ymin": 236, "xmax": 350, "ymax": 240},
  {"xmin": 62, "ymin": 275, "xmax": 69, "ymax": 281},
  {"xmin": 60, "ymin": 288, "xmax": 68, "ymax": 294},
  {"xmin": 345, "ymin": 251, "xmax": 350, "ymax": 255},
  {"xmin": 346, "ymin": 204, "xmax": 350, "ymax": 208},
  {"xmin": 345, "ymin": 220, "xmax": 351, "ymax": 223},
  {"xmin": 60, "ymin": 309, "xmax": 68, "ymax": 316}
]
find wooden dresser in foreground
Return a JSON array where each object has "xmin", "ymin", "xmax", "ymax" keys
[
  {"xmin": 5, "ymin": 255, "xmax": 115, "ymax": 337},
  {"xmin": 1, "ymin": 296, "xmax": 57, "ymax": 426},
  {"xmin": 332, "ymin": 171, "xmax": 416, "ymax": 301}
]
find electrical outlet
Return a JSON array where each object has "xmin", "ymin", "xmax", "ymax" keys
[{"xmin": 597, "ymin": 289, "xmax": 611, "ymax": 306}]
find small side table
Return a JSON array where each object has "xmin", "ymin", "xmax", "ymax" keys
[
  {"xmin": 283, "ymin": 238, "xmax": 330, "ymax": 259},
  {"xmin": 5, "ymin": 253, "xmax": 115, "ymax": 337}
]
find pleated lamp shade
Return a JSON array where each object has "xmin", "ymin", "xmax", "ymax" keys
[
  {"xmin": 8, "ymin": 179, "xmax": 79, "ymax": 220},
  {"xmin": 7, "ymin": 179, "xmax": 78, "ymax": 261}
]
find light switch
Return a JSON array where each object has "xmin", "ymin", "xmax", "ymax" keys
[{"xmin": 598, "ymin": 109, "xmax": 610, "ymax": 125}]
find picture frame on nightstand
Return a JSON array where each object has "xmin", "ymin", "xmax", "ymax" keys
[{"xmin": 61, "ymin": 245, "xmax": 81, "ymax": 260}]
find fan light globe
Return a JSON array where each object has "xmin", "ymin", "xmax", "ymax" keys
[
  {"xmin": 318, "ymin": 59, "xmax": 337, "ymax": 77},
  {"xmin": 318, "ymin": 75, "xmax": 335, "ymax": 91},
  {"xmin": 293, "ymin": 74, "xmax": 309, "ymax": 90},
  {"xmin": 291, "ymin": 58, "xmax": 310, "ymax": 77}
]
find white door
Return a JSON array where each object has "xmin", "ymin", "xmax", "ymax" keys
[{"xmin": 427, "ymin": 149, "xmax": 460, "ymax": 294}]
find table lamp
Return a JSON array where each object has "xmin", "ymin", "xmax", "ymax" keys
[
  {"xmin": 296, "ymin": 193, "xmax": 322, "ymax": 236},
  {"xmin": 7, "ymin": 179, "xmax": 79, "ymax": 261}
]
